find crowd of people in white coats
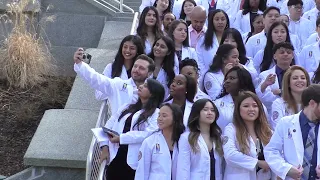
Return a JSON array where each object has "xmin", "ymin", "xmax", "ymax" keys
[{"xmin": 73, "ymin": 0, "xmax": 320, "ymax": 178}]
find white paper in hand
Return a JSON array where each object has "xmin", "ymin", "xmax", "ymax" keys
[{"xmin": 91, "ymin": 128, "xmax": 109, "ymax": 143}]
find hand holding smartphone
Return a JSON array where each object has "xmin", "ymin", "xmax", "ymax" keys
[{"xmin": 102, "ymin": 127, "xmax": 120, "ymax": 136}]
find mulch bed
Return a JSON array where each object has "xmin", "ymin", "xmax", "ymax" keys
[{"xmin": 0, "ymin": 76, "xmax": 75, "ymax": 177}]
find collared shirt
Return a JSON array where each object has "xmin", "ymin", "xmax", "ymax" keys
[
  {"xmin": 275, "ymin": 65, "xmax": 287, "ymax": 89},
  {"xmin": 189, "ymin": 25, "xmax": 206, "ymax": 49},
  {"xmin": 299, "ymin": 111, "xmax": 319, "ymax": 180}
]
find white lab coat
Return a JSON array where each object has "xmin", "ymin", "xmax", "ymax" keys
[
  {"xmin": 244, "ymin": 58, "xmax": 259, "ymax": 86},
  {"xmin": 253, "ymin": 49, "xmax": 275, "ymax": 74},
  {"xmin": 305, "ymin": 32, "xmax": 319, "ymax": 46},
  {"xmin": 216, "ymin": 0, "xmax": 241, "ymax": 26},
  {"xmin": 256, "ymin": 66, "xmax": 281, "ymax": 113},
  {"xmin": 101, "ymin": 104, "xmax": 159, "ymax": 170},
  {"xmin": 288, "ymin": 17, "xmax": 315, "ymax": 47},
  {"xmin": 203, "ymin": 70, "xmax": 224, "ymax": 101},
  {"xmin": 233, "ymin": 10, "xmax": 263, "ymax": 35},
  {"xmin": 194, "ymin": 87, "xmax": 210, "ymax": 101},
  {"xmin": 302, "ymin": 7, "xmax": 320, "ymax": 24},
  {"xmin": 266, "ymin": 0, "xmax": 287, "ymax": 14},
  {"xmin": 174, "ymin": 46, "xmax": 199, "ymax": 71},
  {"xmin": 280, "ymin": 0, "xmax": 315, "ymax": 14},
  {"xmin": 214, "ymin": 94, "xmax": 234, "ymax": 131},
  {"xmin": 139, "ymin": 0, "xmax": 156, "ymax": 12},
  {"xmin": 264, "ymin": 112, "xmax": 320, "ymax": 180},
  {"xmin": 135, "ymin": 131, "xmax": 178, "ymax": 180},
  {"xmin": 95, "ymin": 63, "xmax": 129, "ymax": 101},
  {"xmin": 245, "ymin": 31, "xmax": 267, "ymax": 59},
  {"xmin": 196, "ymin": 33, "xmax": 220, "ymax": 77},
  {"xmin": 271, "ymin": 97, "xmax": 296, "ymax": 130},
  {"xmin": 223, "ymin": 123, "xmax": 274, "ymax": 180},
  {"xmin": 298, "ymin": 41, "xmax": 320, "ymax": 72},
  {"xmin": 151, "ymin": 67, "xmax": 179, "ymax": 100},
  {"xmin": 166, "ymin": 99, "xmax": 193, "ymax": 127},
  {"xmin": 74, "ymin": 62, "xmax": 138, "ymax": 115},
  {"xmin": 176, "ymin": 132, "xmax": 224, "ymax": 180}
]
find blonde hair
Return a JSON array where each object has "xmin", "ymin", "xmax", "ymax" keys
[{"xmin": 282, "ymin": 65, "xmax": 310, "ymax": 113}]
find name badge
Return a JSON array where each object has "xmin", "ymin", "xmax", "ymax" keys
[
  {"xmin": 121, "ymin": 83, "xmax": 127, "ymax": 91},
  {"xmin": 309, "ymin": 51, "xmax": 313, "ymax": 57},
  {"xmin": 154, "ymin": 143, "xmax": 162, "ymax": 154},
  {"xmin": 257, "ymin": 39, "xmax": 260, "ymax": 44}
]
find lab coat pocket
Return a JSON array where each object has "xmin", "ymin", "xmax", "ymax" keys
[{"xmin": 283, "ymin": 138, "xmax": 300, "ymax": 166}]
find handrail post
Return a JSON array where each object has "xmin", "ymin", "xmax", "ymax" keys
[{"xmin": 119, "ymin": 0, "xmax": 123, "ymax": 12}]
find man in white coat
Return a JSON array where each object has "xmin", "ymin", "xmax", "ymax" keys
[
  {"xmin": 245, "ymin": 6, "xmax": 280, "ymax": 58},
  {"xmin": 287, "ymin": 0, "xmax": 315, "ymax": 47},
  {"xmin": 73, "ymin": 49, "xmax": 155, "ymax": 115},
  {"xmin": 264, "ymin": 84, "xmax": 320, "ymax": 180},
  {"xmin": 302, "ymin": 0, "xmax": 320, "ymax": 25}
]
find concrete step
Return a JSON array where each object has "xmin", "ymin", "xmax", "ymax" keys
[
  {"xmin": 98, "ymin": 21, "xmax": 132, "ymax": 49},
  {"xmin": 109, "ymin": 16, "xmax": 135, "ymax": 22}
]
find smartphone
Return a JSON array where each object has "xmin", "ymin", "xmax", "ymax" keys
[{"xmin": 102, "ymin": 127, "xmax": 119, "ymax": 136}]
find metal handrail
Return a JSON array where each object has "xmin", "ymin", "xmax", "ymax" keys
[
  {"xmin": 130, "ymin": 12, "xmax": 139, "ymax": 35},
  {"xmin": 87, "ymin": 0, "xmax": 134, "ymax": 13}
]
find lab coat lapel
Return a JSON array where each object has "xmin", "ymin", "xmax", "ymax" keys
[
  {"xmin": 199, "ymin": 134, "xmax": 209, "ymax": 154},
  {"xmin": 183, "ymin": 100, "xmax": 193, "ymax": 126},
  {"xmin": 312, "ymin": 42, "xmax": 320, "ymax": 65},
  {"xmin": 291, "ymin": 113, "xmax": 304, "ymax": 165}
]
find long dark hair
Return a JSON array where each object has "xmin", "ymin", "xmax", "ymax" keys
[
  {"xmin": 112, "ymin": 35, "xmax": 145, "ymax": 78},
  {"xmin": 187, "ymin": 99, "xmax": 223, "ymax": 155},
  {"xmin": 179, "ymin": 0, "xmax": 197, "ymax": 20},
  {"xmin": 220, "ymin": 28, "xmax": 249, "ymax": 65},
  {"xmin": 207, "ymin": 44, "xmax": 236, "ymax": 73},
  {"xmin": 217, "ymin": 66, "xmax": 256, "ymax": 98},
  {"xmin": 160, "ymin": 103, "xmax": 185, "ymax": 147},
  {"xmin": 168, "ymin": 19, "xmax": 189, "ymax": 47},
  {"xmin": 312, "ymin": 64, "xmax": 320, "ymax": 84},
  {"xmin": 119, "ymin": 79, "xmax": 165, "ymax": 130},
  {"xmin": 242, "ymin": 0, "xmax": 266, "ymax": 15},
  {"xmin": 246, "ymin": 14, "xmax": 263, "ymax": 43},
  {"xmin": 136, "ymin": 6, "xmax": 163, "ymax": 48},
  {"xmin": 166, "ymin": 74, "xmax": 197, "ymax": 103},
  {"xmin": 233, "ymin": 91, "xmax": 272, "ymax": 154},
  {"xmin": 203, "ymin": 9, "xmax": 229, "ymax": 50},
  {"xmin": 148, "ymin": 36, "xmax": 176, "ymax": 88},
  {"xmin": 260, "ymin": 21, "xmax": 294, "ymax": 72}
]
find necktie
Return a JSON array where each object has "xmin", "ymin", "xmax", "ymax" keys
[
  {"xmin": 210, "ymin": 0, "xmax": 215, "ymax": 7},
  {"xmin": 302, "ymin": 123, "xmax": 316, "ymax": 179}
]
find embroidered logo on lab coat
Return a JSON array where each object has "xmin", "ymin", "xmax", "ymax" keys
[
  {"xmin": 121, "ymin": 83, "xmax": 127, "ymax": 91},
  {"xmin": 205, "ymin": 81, "xmax": 212, "ymax": 90},
  {"xmin": 138, "ymin": 151, "xmax": 142, "ymax": 161},
  {"xmin": 308, "ymin": 16, "xmax": 311, "ymax": 20},
  {"xmin": 222, "ymin": 136, "xmax": 228, "ymax": 145},
  {"xmin": 309, "ymin": 51, "xmax": 313, "ymax": 57},
  {"xmin": 220, "ymin": 101, "xmax": 224, "ymax": 107},
  {"xmin": 317, "ymin": 37, "xmax": 319, "ymax": 42},
  {"xmin": 257, "ymin": 39, "xmax": 260, "ymax": 44},
  {"xmin": 272, "ymin": 111, "xmax": 279, "ymax": 120}
]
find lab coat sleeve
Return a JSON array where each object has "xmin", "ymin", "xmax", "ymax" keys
[
  {"xmin": 270, "ymin": 99, "xmax": 285, "ymax": 130},
  {"xmin": 244, "ymin": 58, "xmax": 259, "ymax": 86},
  {"xmin": 196, "ymin": 45, "xmax": 207, "ymax": 78},
  {"xmin": 232, "ymin": 11, "xmax": 244, "ymax": 34},
  {"xmin": 245, "ymin": 38, "xmax": 255, "ymax": 59},
  {"xmin": 120, "ymin": 109, "xmax": 159, "ymax": 145},
  {"xmin": 253, "ymin": 50, "xmax": 263, "ymax": 73},
  {"xmin": 95, "ymin": 64, "xmax": 112, "ymax": 100},
  {"xmin": 134, "ymin": 140, "xmax": 152, "ymax": 180},
  {"xmin": 297, "ymin": 46, "xmax": 307, "ymax": 69},
  {"xmin": 223, "ymin": 125, "xmax": 258, "ymax": 171},
  {"xmin": 204, "ymin": 72, "xmax": 222, "ymax": 100},
  {"xmin": 190, "ymin": 48, "xmax": 199, "ymax": 64},
  {"xmin": 176, "ymin": 134, "xmax": 191, "ymax": 180},
  {"xmin": 74, "ymin": 62, "xmax": 116, "ymax": 97},
  {"xmin": 264, "ymin": 120, "xmax": 293, "ymax": 179},
  {"xmin": 255, "ymin": 74, "xmax": 278, "ymax": 104}
]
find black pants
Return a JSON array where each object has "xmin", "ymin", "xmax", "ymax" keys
[{"xmin": 106, "ymin": 145, "xmax": 135, "ymax": 180}]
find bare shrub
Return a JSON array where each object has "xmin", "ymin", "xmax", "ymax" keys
[{"xmin": 0, "ymin": 0, "xmax": 56, "ymax": 89}]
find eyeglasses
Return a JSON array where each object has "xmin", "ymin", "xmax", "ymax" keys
[{"xmin": 291, "ymin": 5, "xmax": 303, "ymax": 10}]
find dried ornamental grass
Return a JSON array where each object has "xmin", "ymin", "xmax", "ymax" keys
[{"xmin": 0, "ymin": 0, "xmax": 56, "ymax": 89}]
